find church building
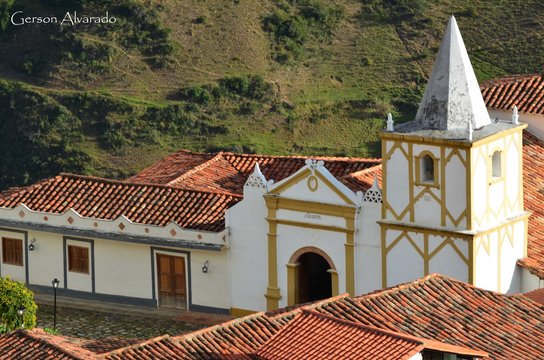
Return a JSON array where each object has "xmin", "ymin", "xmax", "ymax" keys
[{"xmin": 0, "ymin": 17, "xmax": 541, "ymax": 315}]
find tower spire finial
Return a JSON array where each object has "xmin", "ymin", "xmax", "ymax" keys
[
  {"xmin": 386, "ymin": 113, "xmax": 394, "ymax": 131},
  {"xmin": 512, "ymin": 105, "xmax": 519, "ymax": 124},
  {"xmin": 414, "ymin": 16, "xmax": 490, "ymax": 131}
]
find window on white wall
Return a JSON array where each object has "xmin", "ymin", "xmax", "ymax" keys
[
  {"xmin": 492, "ymin": 151, "xmax": 502, "ymax": 178},
  {"xmin": 2, "ymin": 237, "xmax": 23, "ymax": 266},
  {"xmin": 422, "ymin": 155, "xmax": 435, "ymax": 182},
  {"xmin": 68, "ymin": 245, "xmax": 89, "ymax": 273}
]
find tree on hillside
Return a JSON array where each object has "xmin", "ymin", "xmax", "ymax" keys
[
  {"xmin": 0, "ymin": 277, "xmax": 38, "ymax": 333},
  {"xmin": 0, "ymin": 0, "xmax": 14, "ymax": 31}
]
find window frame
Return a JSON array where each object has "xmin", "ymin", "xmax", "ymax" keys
[
  {"xmin": 67, "ymin": 245, "xmax": 90, "ymax": 274},
  {"xmin": 2, "ymin": 237, "xmax": 23, "ymax": 266},
  {"xmin": 489, "ymin": 149, "xmax": 504, "ymax": 185},
  {"xmin": 415, "ymin": 151, "xmax": 439, "ymax": 188}
]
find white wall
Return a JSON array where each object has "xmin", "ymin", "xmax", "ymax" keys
[
  {"xmin": 227, "ymin": 186, "xmax": 269, "ymax": 312},
  {"xmin": 521, "ymin": 267, "xmax": 544, "ymax": 293},
  {"xmin": 27, "ymin": 231, "xmax": 63, "ymax": 287},
  {"xmin": 1, "ymin": 226, "xmax": 231, "ymax": 310},
  {"xmin": 356, "ymin": 201, "xmax": 382, "ymax": 294},
  {"xmin": 95, "ymin": 239, "xmax": 151, "ymax": 298},
  {"xmin": 189, "ymin": 249, "xmax": 230, "ymax": 310}
]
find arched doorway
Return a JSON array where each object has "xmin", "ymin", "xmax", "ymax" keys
[
  {"xmin": 288, "ymin": 252, "xmax": 332, "ymax": 304},
  {"xmin": 296, "ymin": 252, "xmax": 332, "ymax": 304}
]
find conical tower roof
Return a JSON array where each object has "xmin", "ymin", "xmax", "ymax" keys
[{"xmin": 414, "ymin": 16, "xmax": 490, "ymax": 130}]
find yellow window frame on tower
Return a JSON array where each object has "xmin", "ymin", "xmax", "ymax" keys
[{"xmin": 415, "ymin": 150, "xmax": 439, "ymax": 188}]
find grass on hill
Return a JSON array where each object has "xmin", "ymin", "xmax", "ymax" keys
[{"xmin": 0, "ymin": 0, "xmax": 542, "ymax": 189}]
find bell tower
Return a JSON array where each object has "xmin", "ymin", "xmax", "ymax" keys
[{"xmin": 379, "ymin": 16, "xmax": 529, "ymax": 293}]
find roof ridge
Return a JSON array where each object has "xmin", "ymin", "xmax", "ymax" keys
[
  {"xmin": 172, "ymin": 311, "xmax": 276, "ymax": 342},
  {"xmin": 354, "ymin": 273, "xmax": 448, "ymax": 299},
  {"xmin": 222, "ymin": 151, "xmax": 381, "ymax": 163},
  {"xmin": 22, "ymin": 329, "xmax": 93, "ymax": 359},
  {"xmin": 300, "ymin": 309, "xmax": 427, "ymax": 345},
  {"xmin": 481, "ymin": 73, "xmax": 542, "ymax": 87},
  {"xmin": 166, "ymin": 152, "xmax": 228, "ymax": 185},
  {"xmin": 343, "ymin": 163, "xmax": 383, "ymax": 178},
  {"xmin": 265, "ymin": 293, "xmax": 351, "ymax": 320},
  {"xmin": 53, "ymin": 173, "xmax": 243, "ymax": 198},
  {"xmin": 97, "ymin": 334, "xmax": 175, "ymax": 358}
]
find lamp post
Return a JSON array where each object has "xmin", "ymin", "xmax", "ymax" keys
[
  {"xmin": 17, "ymin": 306, "xmax": 25, "ymax": 329},
  {"xmin": 52, "ymin": 278, "xmax": 60, "ymax": 330}
]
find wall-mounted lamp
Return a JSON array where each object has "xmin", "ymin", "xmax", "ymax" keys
[
  {"xmin": 28, "ymin": 238, "xmax": 36, "ymax": 251},
  {"xmin": 202, "ymin": 260, "xmax": 209, "ymax": 273}
]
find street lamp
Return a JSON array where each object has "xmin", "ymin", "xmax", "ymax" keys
[
  {"xmin": 17, "ymin": 306, "xmax": 25, "ymax": 329},
  {"xmin": 52, "ymin": 278, "xmax": 60, "ymax": 330}
]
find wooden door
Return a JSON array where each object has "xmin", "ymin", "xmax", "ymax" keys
[{"xmin": 157, "ymin": 254, "xmax": 187, "ymax": 309}]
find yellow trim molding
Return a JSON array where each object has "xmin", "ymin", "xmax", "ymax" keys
[{"xmin": 230, "ymin": 307, "xmax": 258, "ymax": 317}]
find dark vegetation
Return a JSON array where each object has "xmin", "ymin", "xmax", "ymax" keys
[
  {"xmin": 0, "ymin": 0, "xmax": 174, "ymax": 81},
  {"xmin": 262, "ymin": 0, "xmax": 343, "ymax": 63}
]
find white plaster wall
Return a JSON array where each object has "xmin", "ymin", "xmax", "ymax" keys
[
  {"xmin": 471, "ymin": 146, "xmax": 487, "ymax": 229},
  {"xmin": 502, "ymin": 221, "xmax": 526, "ymax": 294},
  {"xmin": 475, "ymin": 233, "xmax": 498, "ymax": 292},
  {"xmin": 65, "ymin": 238, "xmax": 92, "ymax": 292},
  {"xmin": 279, "ymin": 174, "xmax": 347, "ymax": 205},
  {"xmin": 27, "ymin": 231, "xmax": 63, "ymax": 287},
  {"xmin": 0, "ymin": 228, "xmax": 26, "ymax": 282},
  {"xmin": 227, "ymin": 188, "xmax": 269, "ymax": 312},
  {"xmin": 444, "ymin": 152, "xmax": 467, "ymax": 228},
  {"xmin": 94, "ymin": 239, "xmax": 151, "ymax": 298},
  {"xmin": 386, "ymin": 144, "xmax": 409, "ymax": 221},
  {"xmin": 386, "ymin": 230, "xmax": 424, "ymax": 286},
  {"xmin": 356, "ymin": 201, "xmax": 382, "ymax": 294},
  {"xmin": 277, "ymin": 224, "xmax": 346, "ymax": 308},
  {"xmin": 489, "ymin": 109, "xmax": 544, "ymax": 140},
  {"xmin": 189, "ymin": 249, "xmax": 230, "ymax": 309},
  {"xmin": 521, "ymin": 267, "xmax": 544, "ymax": 293},
  {"xmin": 412, "ymin": 144, "xmax": 440, "ymax": 158},
  {"xmin": 472, "ymin": 131, "xmax": 522, "ymax": 229},
  {"xmin": 428, "ymin": 237, "xmax": 469, "ymax": 283},
  {"xmin": 277, "ymin": 209, "xmax": 345, "ymax": 228},
  {"xmin": 414, "ymin": 194, "xmax": 441, "ymax": 227}
]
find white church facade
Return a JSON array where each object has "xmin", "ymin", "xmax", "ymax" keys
[{"xmin": 0, "ymin": 17, "xmax": 541, "ymax": 315}]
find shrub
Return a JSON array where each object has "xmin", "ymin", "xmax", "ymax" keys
[{"xmin": 0, "ymin": 277, "xmax": 38, "ymax": 333}]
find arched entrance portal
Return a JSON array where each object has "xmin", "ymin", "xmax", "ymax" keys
[{"xmin": 296, "ymin": 252, "xmax": 332, "ymax": 303}]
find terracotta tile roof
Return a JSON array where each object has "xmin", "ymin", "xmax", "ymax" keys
[
  {"xmin": 517, "ymin": 131, "xmax": 544, "ymax": 277},
  {"xmin": 98, "ymin": 335, "xmax": 188, "ymax": 360},
  {"xmin": 255, "ymin": 309, "xmax": 488, "ymax": 360},
  {"xmin": 79, "ymin": 337, "xmax": 142, "ymax": 355},
  {"xmin": 0, "ymin": 329, "xmax": 95, "ymax": 359},
  {"xmin": 0, "ymin": 173, "xmax": 241, "ymax": 232},
  {"xmin": 129, "ymin": 151, "xmax": 216, "ymax": 185},
  {"xmin": 173, "ymin": 274, "xmax": 544, "ymax": 360},
  {"xmin": 522, "ymin": 288, "xmax": 544, "ymax": 306},
  {"xmin": 172, "ymin": 295, "xmax": 347, "ymax": 358},
  {"xmin": 129, "ymin": 150, "xmax": 381, "ymax": 194},
  {"xmin": 481, "ymin": 74, "xmax": 544, "ymax": 114},
  {"xmin": 316, "ymin": 275, "xmax": 544, "ymax": 360}
]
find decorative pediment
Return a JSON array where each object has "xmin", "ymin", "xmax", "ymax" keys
[
  {"xmin": 363, "ymin": 177, "xmax": 382, "ymax": 203},
  {"xmin": 269, "ymin": 159, "xmax": 357, "ymax": 206},
  {"xmin": 244, "ymin": 163, "xmax": 268, "ymax": 190}
]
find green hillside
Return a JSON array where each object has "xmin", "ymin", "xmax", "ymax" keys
[{"xmin": 0, "ymin": 0, "xmax": 542, "ymax": 189}]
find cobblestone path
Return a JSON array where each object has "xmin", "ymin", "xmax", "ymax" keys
[{"xmin": 37, "ymin": 304, "xmax": 204, "ymax": 339}]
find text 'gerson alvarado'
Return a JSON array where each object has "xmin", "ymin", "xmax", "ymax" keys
[{"xmin": 10, "ymin": 11, "xmax": 117, "ymax": 26}]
